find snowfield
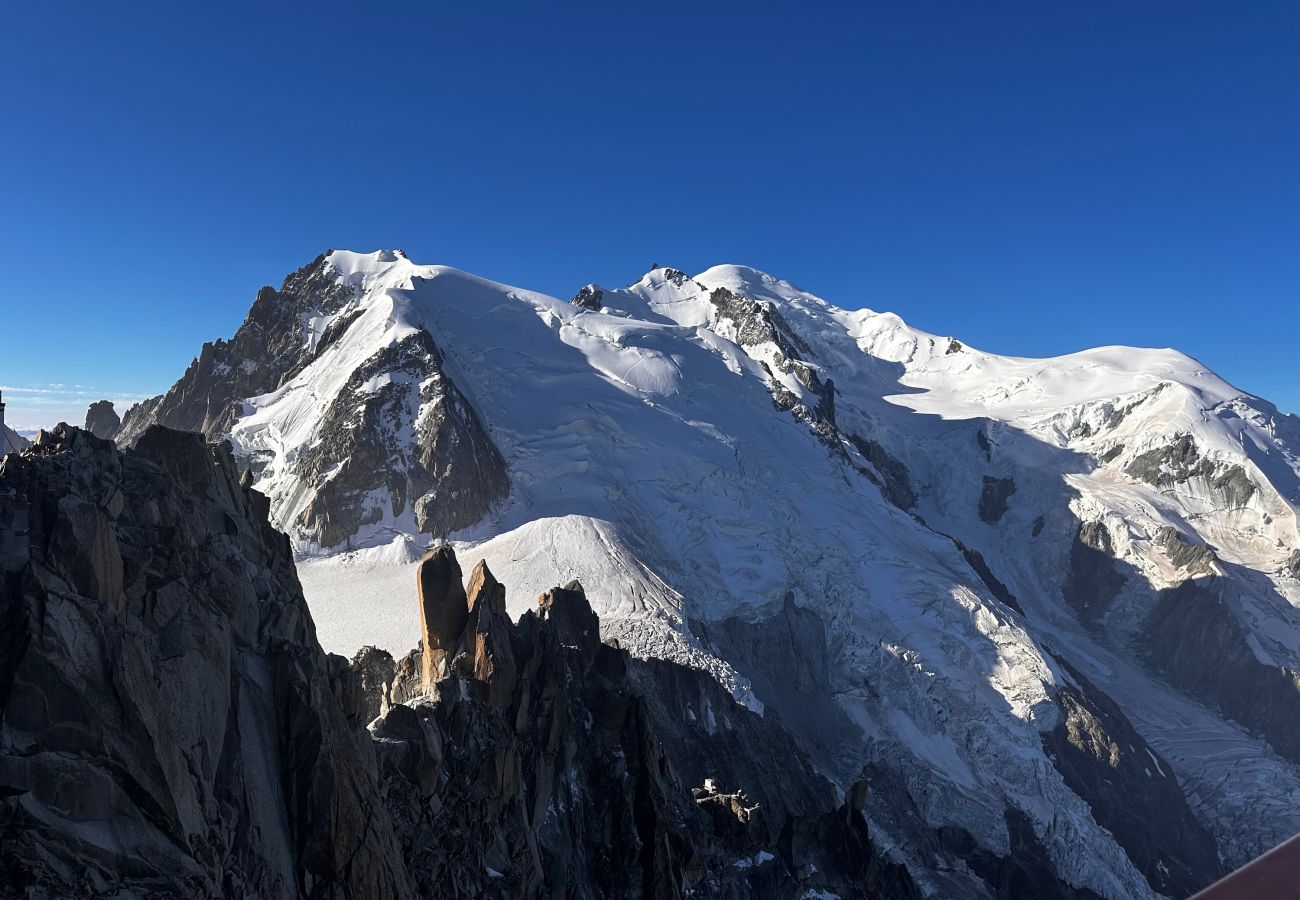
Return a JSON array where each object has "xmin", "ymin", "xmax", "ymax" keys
[{"xmin": 209, "ymin": 249, "xmax": 1300, "ymax": 899}]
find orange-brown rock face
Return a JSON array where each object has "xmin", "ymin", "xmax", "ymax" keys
[
  {"xmin": 417, "ymin": 544, "xmax": 468, "ymax": 691},
  {"xmin": 465, "ymin": 560, "xmax": 516, "ymax": 709}
]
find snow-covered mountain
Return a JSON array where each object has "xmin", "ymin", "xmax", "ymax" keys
[{"xmin": 118, "ymin": 249, "xmax": 1300, "ymax": 899}]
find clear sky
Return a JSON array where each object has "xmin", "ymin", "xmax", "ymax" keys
[{"xmin": 1, "ymin": 1, "xmax": 1297, "ymax": 430}]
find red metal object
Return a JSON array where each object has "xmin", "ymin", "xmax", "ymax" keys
[{"xmin": 1192, "ymin": 833, "xmax": 1300, "ymax": 899}]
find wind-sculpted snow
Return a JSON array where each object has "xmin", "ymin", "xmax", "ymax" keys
[{"xmin": 124, "ymin": 249, "xmax": 1300, "ymax": 899}]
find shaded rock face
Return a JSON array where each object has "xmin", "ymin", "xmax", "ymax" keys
[
  {"xmin": 1141, "ymin": 578, "xmax": 1300, "ymax": 765},
  {"xmin": 1043, "ymin": 661, "xmax": 1222, "ymax": 897},
  {"xmin": 1062, "ymin": 514, "xmax": 1300, "ymax": 775},
  {"xmin": 0, "ymin": 425, "xmax": 410, "ymax": 899},
  {"xmin": 693, "ymin": 593, "xmax": 860, "ymax": 768},
  {"xmin": 978, "ymin": 476, "xmax": 1016, "ymax": 523},
  {"xmin": 1064, "ymin": 521, "xmax": 1126, "ymax": 624},
  {"xmin": 1286, "ymin": 549, "xmax": 1300, "ymax": 579},
  {"xmin": 952, "ymin": 538, "xmax": 1024, "ymax": 615},
  {"xmin": 359, "ymin": 555, "xmax": 917, "ymax": 900},
  {"xmin": 846, "ymin": 434, "xmax": 916, "ymax": 511},
  {"xmin": 293, "ymin": 329, "xmax": 509, "ymax": 549},
  {"xmin": 350, "ymin": 645, "xmax": 398, "ymax": 726},
  {"xmin": 83, "ymin": 400, "xmax": 120, "ymax": 439}
]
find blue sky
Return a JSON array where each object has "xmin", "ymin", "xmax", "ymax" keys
[{"xmin": 1, "ymin": 1, "xmax": 1297, "ymax": 429}]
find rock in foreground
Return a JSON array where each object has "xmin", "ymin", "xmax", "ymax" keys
[{"xmin": 0, "ymin": 426, "xmax": 913, "ymax": 899}]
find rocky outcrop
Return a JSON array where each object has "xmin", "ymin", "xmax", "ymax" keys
[
  {"xmin": 953, "ymin": 538, "xmax": 1024, "ymax": 615},
  {"xmin": 356, "ymin": 554, "xmax": 915, "ymax": 900},
  {"xmin": 1043, "ymin": 661, "xmax": 1222, "ymax": 897},
  {"xmin": 708, "ymin": 286, "xmax": 838, "ymax": 439},
  {"xmin": 847, "ymin": 434, "xmax": 916, "ymax": 510},
  {"xmin": 350, "ymin": 645, "xmax": 398, "ymax": 725},
  {"xmin": 1156, "ymin": 525, "xmax": 1218, "ymax": 577},
  {"xmin": 979, "ymin": 476, "xmax": 1016, "ymax": 523},
  {"xmin": 1125, "ymin": 435, "xmax": 1257, "ymax": 508},
  {"xmin": 571, "ymin": 284, "xmax": 604, "ymax": 311},
  {"xmin": 0, "ymin": 425, "xmax": 411, "ymax": 898},
  {"xmin": 83, "ymin": 400, "xmax": 120, "ymax": 439},
  {"xmin": 416, "ymin": 545, "xmax": 469, "ymax": 689}
]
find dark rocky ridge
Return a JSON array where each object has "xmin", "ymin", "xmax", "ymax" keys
[
  {"xmin": 0, "ymin": 426, "xmax": 915, "ymax": 899},
  {"xmin": 708, "ymin": 285, "xmax": 838, "ymax": 440},
  {"xmin": 701, "ymin": 284, "xmax": 919, "ymax": 517},
  {"xmin": 846, "ymin": 434, "xmax": 916, "ymax": 511},
  {"xmin": 953, "ymin": 538, "xmax": 1024, "ymax": 615}
]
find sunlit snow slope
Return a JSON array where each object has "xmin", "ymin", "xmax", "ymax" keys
[{"xmin": 127, "ymin": 250, "xmax": 1300, "ymax": 900}]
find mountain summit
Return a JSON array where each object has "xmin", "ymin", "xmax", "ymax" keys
[{"xmin": 114, "ymin": 249, "xmax": 1300, "ymax": 899}]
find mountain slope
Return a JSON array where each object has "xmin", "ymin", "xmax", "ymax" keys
[
  {"xmin": 1, "ymin": 425, "xmax": 908, "ymax": 899},
  {"xmin": 119, "ymin": 249, "xmax": 1300, "ymax": 899}
]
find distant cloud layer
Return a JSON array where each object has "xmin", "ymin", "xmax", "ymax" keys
[{"xmin": 0, "ymin": 383, "xmax": 155, "ymax": 431}]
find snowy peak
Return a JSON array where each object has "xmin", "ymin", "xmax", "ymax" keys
[{"xmin": 117, "ymin": 249, "xmax": 1300, "ymax": 900}]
